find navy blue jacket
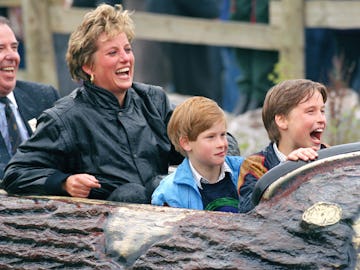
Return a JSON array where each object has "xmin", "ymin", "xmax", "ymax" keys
[
  {"xmin": 238, "ymin": 142, "xmax": 327, "ymax": 213},
  {"xmin": 0, "ymin": 80, "xmax": 59, "ymax": 178}
]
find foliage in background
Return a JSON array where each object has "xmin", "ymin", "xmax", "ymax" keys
[
  {"xmin": 324, "ymin": 55, "xmax": 360, "ymax": 145},
  {"xmin": 268, "ymin": 58, "xmax": 292, "ymax": 85}
]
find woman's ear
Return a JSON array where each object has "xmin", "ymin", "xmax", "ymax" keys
[
  {"xmin": 179, "ymin": 136, "xmax": 191, "ymax": 152},
  {"xmin": 82, "ymin": 64, "xmax": 92, "ymax": 76},
  {"xmin": 275, "ymin": 114, "xmax": 288, "ymax": 130}
]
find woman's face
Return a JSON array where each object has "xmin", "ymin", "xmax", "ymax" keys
[{"xmin": 86, "ymin": 32, "xmax": 134, "ymax": 93}]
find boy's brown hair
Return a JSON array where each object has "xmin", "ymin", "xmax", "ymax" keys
[
  {"xmin": 167, "ymin": 96, "xmax": 226, "ymax": 157},
  {"xmin": 262, "ymin": 79, "xmax": 328, "ymax": 143}
]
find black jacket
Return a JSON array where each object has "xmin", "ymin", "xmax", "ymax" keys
[{"xmin": 1, "ymin": 82, "xmax": 182, "ymax": 200}]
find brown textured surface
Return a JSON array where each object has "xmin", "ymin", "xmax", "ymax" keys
[
  {"xmin": 0, "ymin": 154, "xmax": 359, "ymax": 269},
  {"xmin": 0, "ymin": 195, "xmax": 118, "ymax": 269}
]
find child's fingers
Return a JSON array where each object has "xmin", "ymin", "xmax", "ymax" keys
[{"xmin": 287, "ymin": 148, "xmax": 318, "ymax": 161}]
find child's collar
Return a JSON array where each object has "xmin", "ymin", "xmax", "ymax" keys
[
  {"xmin": 188, "ymin": 160, "xmax": 231, "ymax": 189},
  {"xmin": 273, "ymin": 142, "xmax": 287, "ymax": 162}
]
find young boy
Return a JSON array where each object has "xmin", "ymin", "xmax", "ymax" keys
[
  {"xmin": 151, "ymin": 96, "xmax": 244, "ymax": 213},
  {"xmin": 238, "ymin": 79, "xmax": 328, "ymax": 213}
]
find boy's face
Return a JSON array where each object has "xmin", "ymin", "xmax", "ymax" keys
[
  {"xmin": 184, "ymin": 120, "xmax": 228, "ymax": 171},
  {"xmin": 277, "ymin": 90, "xmax": 326, "ymax": 154}
]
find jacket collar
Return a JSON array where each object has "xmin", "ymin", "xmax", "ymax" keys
[
  {"xmin": 83, "ymin": 81, "xmax": 129, "ymax": 111},
  {"xmin": 174, "ymin": 158, "xmax": 198, "ymax": 188},
  {"xmin": 188, "ymin": 160, "xmax": 232, "ymax": 189},
  {"xmin": 173, "ymin": 158, "xmax": 233, "ymax": 190}
]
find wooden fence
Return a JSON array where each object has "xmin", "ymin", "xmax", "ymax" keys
[{"xmin": 0, "ymin": 0, "xmax": 360, "ymax": 90}]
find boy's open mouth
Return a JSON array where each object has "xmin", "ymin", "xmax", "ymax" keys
[{"xmin": 310, "ymin": 128, "xmax": 323, "ymax": 141}]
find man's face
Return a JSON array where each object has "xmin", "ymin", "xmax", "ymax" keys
[{"xmin": 0, "ymin": 24, "xmax": 20, "ymax": 96}]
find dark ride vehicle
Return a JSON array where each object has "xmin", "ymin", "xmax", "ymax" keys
[{"xmin": 0, "ymin": 142, "xmax": 359, "ymax": 269}]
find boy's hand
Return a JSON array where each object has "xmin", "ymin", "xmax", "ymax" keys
[{"xmin": 287, "ymin": 147, "xmax": 319, "ymax": 162}]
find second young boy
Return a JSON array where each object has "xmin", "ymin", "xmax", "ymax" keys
[
  {"xmin": 238, "ymin": 79, "xmax": 328, "ymax": 212},
  {"xmin": 151, "ymin": 96, "xmax": 244, "ymax": 213}
]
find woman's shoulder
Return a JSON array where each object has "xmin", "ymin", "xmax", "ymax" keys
[
  {"xmin": 42, "ymin": 87, "xmax": 86, "ymax": 119},
  {"xmin": 131, "ymin": 82, "xmax": 168, "ymax": 102},
  {"xmin": 131, "ymin": 82, "xmax": 172, "ymax": 116},
  {"xmin": 132, "ymin": 82, "xmax": 165, "ymax": 95}
]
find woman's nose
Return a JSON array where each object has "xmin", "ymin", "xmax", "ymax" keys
[{"xmin": 120, "ymin": 50, "xmax": 130, "ymax": 61}]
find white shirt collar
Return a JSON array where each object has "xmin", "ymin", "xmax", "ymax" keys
[
  {"xmin": 273, "ymin": 142, "xmax": 287, "ymax": 162},
  {"xmin": 189, "ymin": 160, "xmax": 232, "ymax": 189},
  {"xmin": 5, "ymin": 92, "xmax": 18, "ymax": 109}
]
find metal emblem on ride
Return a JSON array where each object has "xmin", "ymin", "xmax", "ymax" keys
[{"xmin": 302, "ymin": 202, "xmax": 342, "ymax": 226}]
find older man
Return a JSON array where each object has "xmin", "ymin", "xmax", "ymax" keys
[{"xmin": 0, "ymin": 16, "xmax": 59, "ymax": 178}]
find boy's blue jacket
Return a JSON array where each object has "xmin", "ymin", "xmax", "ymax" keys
[{"xmin": 151, "ymin": 156, "xmax": 244, "ymax": 210}]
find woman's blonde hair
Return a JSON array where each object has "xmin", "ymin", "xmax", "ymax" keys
[
  {"xmin": 168, "ymin": 96, "xmax": 226, "ymax": 157},
  {"xmin": 66, "ymin": 4, "xmax": 135, "ymax": 82}
]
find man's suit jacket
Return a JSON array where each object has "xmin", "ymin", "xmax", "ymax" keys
[{"xmin": 0, "ymin": 80, "xmax": 60, "ymax": 178}]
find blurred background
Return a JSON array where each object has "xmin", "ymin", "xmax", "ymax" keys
[{"xmin": 1, "ymin": 0, "xmax": 360, "ymax": 154}]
